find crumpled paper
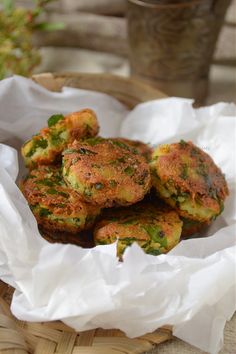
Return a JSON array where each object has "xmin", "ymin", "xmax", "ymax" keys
[{"xmin": 0, "ymin": 76, "xmax": 235, "ymax": 354}]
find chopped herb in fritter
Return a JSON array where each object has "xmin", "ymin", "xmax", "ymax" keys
[
  {"xmin": 110, "ymin": 140, "xmax": 130, "ymax": 150},
  {"xmin": 50, "ymin": 130, "xmax": 65, "ymax": 146},
  {"xmin": 109, "ymin": 180, "xmax": 117, "ymax": 187},
  {"xmin": 79, "ymin": 147, "xmax": 97, "ymax": 155},
  {"xmin": 63, "ymin": 148, "xmax": 79, "ymax": 154},
  {"xmin": 36, "ymin": 178, "xmax": 54, "ymax": 187},
  {"xmin": 85, "ymin": 137, "xmax": 104, "ymax": 146},
  {"xmin": 142, "ymin": 224, "xmax": 167, "ymax": 247},
  {"xmin": 120, "ymin": 237, "xmax": 137, "ymax": 245},
  {"xmin": 47, "ymin": 188, "xmax": 58, "ymax": 195},
  {"xmin": 180, "ymin": 163, "xmax": 188, "ymax": 180},
  {"xmin": 196, "ymin": 162, "xmax": 208, "ymax": 177},
  {"xmin": 47, "ymin": 114, "xmax": 64, "ymax": 127},
  {"xmin": 84, "ymin": 189, "xmax": 92, "ymax": 197},
  {"xmin": 124, "ymin": 166, "xmax": 135, "ymax": 176},
  {"xmin": 146, "ymin": 248, "xmax": 162, "ymax": 256},
  {"xmin": 179, "ymin": 139, "xmax": 187, "ymax": 148},
  {"xmin": 109, "ymin": 157, "xmax": 126, "ymax": 165},
  {"xmin": 26, "ymin": 138, "xmax": 48, "ymax": 157},
  {"xmin": 39, "ymin": 208, "xmax": 52, "ymax": 217}
]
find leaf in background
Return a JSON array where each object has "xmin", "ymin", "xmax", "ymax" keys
[
  {"xmin": 3, "ymin": 0, "xmax": 14, "ymax": 14},
  {"xmin": 34, "ymin": 22, "xmax": 65, "ymax": 31},
  {"xmin": 0, "ymin": 0, "xmax": 63, "ymax": 79}
]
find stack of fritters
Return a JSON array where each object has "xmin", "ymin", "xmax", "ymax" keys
[{"xmin": 21, "ymin": 109, "xmax": 229, "ymax": 256}]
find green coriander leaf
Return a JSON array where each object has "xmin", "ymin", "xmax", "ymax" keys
[
  {"xmin": 47, "ymin": 188, "xmax": 58, "ymax": 195},
  {"xmin": 146, "ymin": 248, "xmax": 161, "ymax": 256},
  {"xmin": 120, "ymin": 237, "xmax": 137, "ymax": 246},
  {"xmin": 124, "ymin": 166, "xmax": 135, "ymax": 176},
  {"xmin": 142, "ymin": 225, "xmax": 167, "ymax": 247},
  {"xmin": 85, "ymin": 137, "xmax": 104, "ymax": 146},
  {"xmin": 48, "ymin": 114, "xmax": 64, "ymax": 127},
  {"xmin": 39, "ymin": 208, "xmax": 52, "ymax": 217},
  {"xmin": 26, "ymin": 137, "xmax": 48, "ymax": 157},
  {"xmin": 109, "ymin": 180, "xmax": 117, "ymax": 187},
  {"xmin": 179, "ymin": 139, "xmax": 187, "ymax": 148},
  {"xmin": 180, "ymin": 163, "xmax": 188, "ymax": 180},
  {"xmin": 79, "ymin": 147, "xmax": 96, "ymax": 155}
]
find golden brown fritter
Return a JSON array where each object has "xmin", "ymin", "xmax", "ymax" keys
[
  {"xmin": 150, "ymin": 140, "xmax": 229, "ymax": 222},
  {"xmin": 110, "ymin": 138, "xmax": 153, "ymax": 162},
  {"xmin": 21, "ymin": 165, "xmax": 101, "ymax": 233},
  {"xmin": 21, "ymin": 109, "xmax": 99, "ymax": 168},
  {"xmin": 94, "ymin": 202, "xmax": 182, "ymax": 257},
  {"xmin": 62, "ymin": 137, "xmax": 151, "ymax": 207}
]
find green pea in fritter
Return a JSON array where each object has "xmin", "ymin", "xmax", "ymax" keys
[
  {"xmin": 150, "ymin": 140, "xmax": 229, "ymax": 223},
  {"xmin": 94, "ymin": 202, "xmax": 183, "ymax": 257},
  {"xmin": 62, "ymin": 137, "xmax": 151, "ymax": 207},
  {"xmin": 21, "ymin": 109, "xmax": 99, "ymax": 168},
  {"xmin": 21, "ymin": 165, "xmax": 101, "ymax": 234}
]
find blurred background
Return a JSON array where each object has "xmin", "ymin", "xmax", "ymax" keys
[{"xmin": 0, "ymin": 0, "xmax": 235, "ymax": 105}]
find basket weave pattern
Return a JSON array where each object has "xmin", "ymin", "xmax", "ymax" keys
[{"xmin": 0, "ymin": 281, "xmax": 172, "ymax": 354}]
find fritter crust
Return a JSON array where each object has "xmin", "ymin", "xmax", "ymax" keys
[
  {"xmin": 150, "ymin": 140, "xmax": 229, "ymax": 222},
  {"xmin": 21, "ymin": 109, "xmax": 99, "ymax": 168},
  {"xmin": 94, "ymin": 202, "xmax": 182, "ymax": 257},
  {"xmin": 21, "ymin": 165, "xmax": 101, "ymax": 233},
  {"xmin": 62, "ymin": 137, "xmax": 151, "ymax": 207},
  {"xmin": 110, "ymin": 138, "xmax": 153, "ymax": 162}
]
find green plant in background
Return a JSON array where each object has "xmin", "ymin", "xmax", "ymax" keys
[{"xmin": 0, "ymin": 0, "xmax": 64, "ymax": 79}]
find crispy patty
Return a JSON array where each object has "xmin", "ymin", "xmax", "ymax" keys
[
  {"xmin": 62, "ymin": 137, "xmax": 151, "ymax": 207},
  {"xmin": 150, "ymin": 140, "xmax": 229, "ymax": 222},
  {"xmin": 94, "ymin": 202, "xmax": 182, "ymax": 257},
  {"xmin": 21, "ymin": 165, "xmax": 101, "ymax": 233},
  {"xmin": 110, "ymin": 138, "xmax": 153, "ymax": 162},
  {"xmin": 21, "ymin": 109, "xmax": 99, "ymax": 168}
]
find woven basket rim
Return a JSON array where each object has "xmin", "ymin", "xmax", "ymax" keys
[{"xmin": 32, "ymin": 72, "xmax": 166, "ymax": 95}]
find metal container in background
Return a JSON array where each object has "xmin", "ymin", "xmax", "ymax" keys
[{"xmin": 127, "ymin": 0, "xmax": 231, "ymax": 105}]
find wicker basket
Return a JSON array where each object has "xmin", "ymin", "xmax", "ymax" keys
[{"xmin": 0, "ymin": 72, "xmax": 173, "ymax": 354}]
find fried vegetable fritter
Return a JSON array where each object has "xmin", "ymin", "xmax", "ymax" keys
[
  {"xmin": 110, "ymin": 138, "xmax": 153, "ymax": 162},
  {"xmin": 150, "ymin": 140, "xmax": 229, "ymax": 222},
  {"xmin": 21, "ymin": 109, "xmax": 99, "ymax": 168},
  {"xmin": 62, "ymin": 137, "xmax": 151, "ymax": 207},
  {"xmin": 94, "ymin": 202, "xmax": 182, "ymax": 257},
  {"xmin": 21, "ymin": 165, "xmax": 101, "ymax": 233}
]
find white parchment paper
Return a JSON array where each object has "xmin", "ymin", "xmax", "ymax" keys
[{"xmin": 0, "ymin": 76, "xmax": 235, "ymax": 354}]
